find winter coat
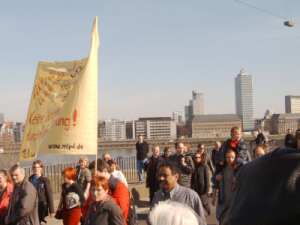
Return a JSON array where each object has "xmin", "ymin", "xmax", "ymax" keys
[
  {"xmin": 109, "ymin": 176, "xmax": 130, "ymax": 225},
  {"xmin": 221, "ymin": 138, "xmax": 251, "ymax": 168},
  {"xmin": 135, "ymin": 141, "xmax": 149, "ymax": 160},
  {"xmin": 255, "ymin": 133, "xmax": 267, "ymax": 145},
  {"xmin": 146, "ymin": 156, "xmax": 163, "ymax": 190},
  {"xmin": 191, "ymin": 164, "xmax": 210, "ymax": 196},
  {"xmin": 29, "ymin": 175, "xmax": 54, "ymax": 222},
  {"xmin": 84, "ymin": 198, "xmax": 124, "ymax": 225},
  {"xmin": 61, "ymin": 182, "xmax": 85, "ymax": 210},
  {"xmin": 169, "ymin": 154, "xmax": 194, "ymax": 187},
  {"xmin": 5, "ymin": 180, "xmax": 39, "ymax": 225},
  {"xmin": 229, "ymin": 148, "xmax": 300, "ymax": 225}
]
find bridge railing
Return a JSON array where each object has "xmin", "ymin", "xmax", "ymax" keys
[{"xmin": 24, "ymin": 156, "xmax": 138, "ymax": 193}]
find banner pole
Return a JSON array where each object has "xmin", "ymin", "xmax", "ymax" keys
[{"xmin": 95, "ymin": 143, "xmax": 98, "ymax": 172}]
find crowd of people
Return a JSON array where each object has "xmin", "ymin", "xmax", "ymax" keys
[
  {"xmin": 0, "ymin": 127, "xmax": 299, "ymax": 225},
  {"xmin": 138, "ymin": 127, "xmax": 300, "ymax": 225},
  {"xmin": 0, "ymin": 155, "xmax": 132, "ymax": 225}
]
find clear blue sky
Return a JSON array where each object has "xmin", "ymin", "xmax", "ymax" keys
[{"xmin": 0, "ymin": 0, "xmax": 300, "ymax": 122}]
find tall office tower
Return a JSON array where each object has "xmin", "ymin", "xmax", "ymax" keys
[
  {"xmin": 285, "ymin": 95, "xmax": 300, "ymax": 113},
  {"xmin": 192, "ymin": 91, "xmax": 204, "ymax": 115},
  {"xmin": 184, "ymin": 91, "xmax": 204, "ymax": 122},
  {"xmin": 235, "ymin": 69, "xmax": 254, "ymax": 131}
]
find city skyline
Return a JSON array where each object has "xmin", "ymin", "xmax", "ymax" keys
[{"xmin": 0, "ymin": 1, "xmax": 300, "ymax": 122}]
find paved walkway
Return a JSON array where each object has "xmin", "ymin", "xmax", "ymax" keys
[{"xmin": 46, "ymin": 183, "xmax": 218, "ymax": 225}]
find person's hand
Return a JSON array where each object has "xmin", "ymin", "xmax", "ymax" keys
[
  {"xmin": 84, "ymin": 191, "xmax": 89, "ymax": 200},
  {"xmin": 181, "ymin": 157, "xmax": 187, "ymax": 166},
  {"xmin": 216, "ymin": 174, "xmax": 223, "ymax": 182}
]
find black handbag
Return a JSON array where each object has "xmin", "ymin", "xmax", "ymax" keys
[
  {"xmin": 55, "ymin": 196, "xmax": 64, "ymax": 220},
  {"xmin": 55, "ymin": 209, "xmax": 63, "ymax": 220}
]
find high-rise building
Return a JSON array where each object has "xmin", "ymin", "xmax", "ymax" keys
[
  {"xmin": 192, "ymin": 91, "xmax": 204, "ymax": 115},
  {"xmin": 285, "ymin": 95, "xmax": 300, "ymax": 113},
  {"xmin": 135, "ymin": 117, "xmax": 177, "ymax": 139},
  {"xmin": 172, "ymin": 111, "xmax": 183, "ymax": 124},
  {"xmin": 185, "ymin": 91, "xmax": 204, "ymax": 122},
  {"xmin": 235, "ymin": 69, "xmax": 254, "ymax": 131},
  {"xmin": 13, "ymin": 122, "xmax": 24, "ymax": 142}
]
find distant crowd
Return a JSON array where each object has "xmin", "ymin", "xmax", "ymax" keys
[{"xmin": 0, "ymin": 127, "xmax": 299, "ymax": 225}]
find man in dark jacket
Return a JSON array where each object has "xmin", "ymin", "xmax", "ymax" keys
[
  {"xmin": 169, "ymin": 142, "xmax": 194, "ymax": 187},
  {"xmin": 29, "ymin": 160, "xmax": 54, "ymax": 224},
  {"xmin": 136, "ymin": 134, "xmax": 149, "ymax": 182},
  {"xmin": 284, "ymin": 128, "xmax": 296, "ymax": 148},
  {"xmin": 211, "ymin": 141, "xmax": 224, "ymax": 174},
  {"xmin": 229, "ymin": 147, "xmax": 300, "ymax": 225},
  {"xmin": 5, "ymin": 164, "xmax": 39, "ymax": 225},
  {"xmin": 191, "ymin": 152, "xmax": 211, "ymax": 215},
  {"xmin": 145, "ymin": 145, "xmax": 164, "ymax": 202},
  {"xmin": 221, "ymin": 127, "xmax": 251, "ymax": 170},
  {"xmin": 255, "ymin": 128, "xmax": 267, "ymax": 146}
]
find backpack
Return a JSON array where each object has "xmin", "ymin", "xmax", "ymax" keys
[{"xmin": 127, "ymin": 194, "xmax": 138, "ymax": 225}]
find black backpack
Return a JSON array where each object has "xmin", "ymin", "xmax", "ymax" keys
[{"xmin": 127, "ymin": 194, "xmax": 138, "ymax": 225}]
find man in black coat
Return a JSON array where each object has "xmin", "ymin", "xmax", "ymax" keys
[
  {"xmin": 229, "ymin": 147, "xmax": 300, "ymax": 225},
  {"xmin": 136, "ymin": 134, "xmax": 149, "ymax": 182},
  {"xmin": 255, "ymin": 128, "xmax": 267, "ymax": 146},
  {"xmin": 145, "ymin": 145, "xmax": 164, "ymax": 202},
  {"xmin": 29, "ymin": 160, "xmax": 54, "ymax": 224},
  {"xmin": 284, "ymin": 128, "xmax": 296, "ymax": 148}
]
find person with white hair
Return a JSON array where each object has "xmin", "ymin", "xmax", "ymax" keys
[{"xmin": 149, "ymin": 201, "xmax": 199, "ymax": 225}]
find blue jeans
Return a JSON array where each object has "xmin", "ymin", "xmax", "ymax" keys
[{"xmin": 137, "ymin": 160, "xmax": 145, "ymax": 182}]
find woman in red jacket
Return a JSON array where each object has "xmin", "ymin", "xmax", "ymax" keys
[{"xmin": 0, "ymin": 169, "xmax": 13, "ymax": 224}]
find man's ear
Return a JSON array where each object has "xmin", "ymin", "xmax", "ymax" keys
[{"xmin": 174, "ymin": 173, "xmax": 179, "ymax": 181}]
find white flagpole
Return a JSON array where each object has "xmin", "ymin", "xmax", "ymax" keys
[{"xmin": 89, "ymin": 16, "xmax": 100, "ymax": 172}]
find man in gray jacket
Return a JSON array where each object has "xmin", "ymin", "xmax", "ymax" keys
[
  {"xmin": 5, "ymin": 164, "xmax": 39, "ymax": 225},
  {"xmin": 151, "ymin": 161, "xmax": 207, "ymax": 225}
]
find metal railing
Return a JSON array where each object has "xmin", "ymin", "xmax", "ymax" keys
[
  {"xmin": 6, "ymin": 138, "xmax": 283, "ymax": 193},
  {"xmin": 24, "ymin": 156, "xmax": 138, "ymax": 193}
]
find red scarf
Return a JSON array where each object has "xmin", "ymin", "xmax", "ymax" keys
[{"xmin": 229, "ymin": 139, "xmax": 239, "ymax": 152}]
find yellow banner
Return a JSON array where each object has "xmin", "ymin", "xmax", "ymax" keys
[{"xmin": 20, "ymin": 17, "xmax": 99, "ymax": 160}]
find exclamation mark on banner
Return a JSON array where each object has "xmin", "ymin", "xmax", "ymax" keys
[{"xmin": 73, "ymin": 109, "xmax": 77, "ymax": 127}]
